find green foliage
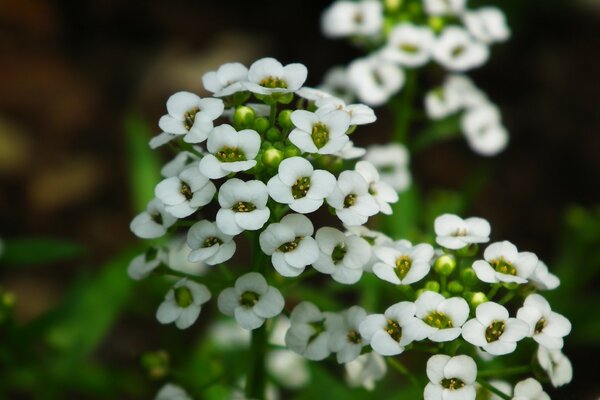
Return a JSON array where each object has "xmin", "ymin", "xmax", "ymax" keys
[{"xmin": 1, "ymin": 237, "xmax": 86, "ymax": 266}]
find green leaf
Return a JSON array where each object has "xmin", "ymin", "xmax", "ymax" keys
[{"xmin": 1, "ymin": 237, "xmax": 85, "ymax": 266}]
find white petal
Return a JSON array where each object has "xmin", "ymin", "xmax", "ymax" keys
[
  {"xmin": 254, "ymin": 287, "xmax": 285, "ymax": 318},
  {"xmin": 235, "ymin": 307, "xmax": 265, "ymax": 330},
  {"xmin": 217, "ymin": 287, "xmax": 239, "ymax": 316}
]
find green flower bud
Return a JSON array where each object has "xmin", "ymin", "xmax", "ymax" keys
[
  {"xmin": 468, "ymin": 292, "xmax": 488, "ymax": 308},
  {"xmin": 141, "ymin": 350, "xmax": 170, "ymax": 379},
  {"xmin": 428, "ymin": 16, "xmax": 445, "ymax": 33},
  {"xmin": 456, "ymin": 243, "xmax": 479, "ymax": 258},
  {"xmin": 316, "ymin": 156, "xmax": 343, "ymax": 174},
  {"xmin": 460, "ymin": 268, "xmax": 478, "ymax": 287},
  {"xmin": 415, "ymin": 288, "xmax": 426, "ymax": 298},
  {"xmin": 232, "ymin": 91, "xmax": 251, "ymax": 105},
  {"xmin": 261, "ymin": 140, "xmax": 273, "ymax": 150},
  {"xmin": 278, "ymin": 109, "xmax": 294, "ymax": 130},
  {"xmin": 448, "ymin": 280, "xmax": 464, "ymax": 294},
  {"xmin": 275, "ymin": 92, "xmax": 294, "ymax": 104},
  {"xmin": 253, "ymin": 117, "xmax": 270, "ymax": 134},
  {"xmin": 233, "ymin": 106, "xmax": 255, "ymax": 129},
  {"xmin": 262, "ymin": 148, "xmax": 283, "ymax": 168},
  {"xmin": 284, "ymin": 145, "xmax": 301, "ymax": 158},
  {"xmin": 266, "ymin": 127, "xmax": 283, "ymax": 142},
  {"xmin": 384, "ymin": 0, "xmax": 402, "ymax": 12},
  {"xmin": 424, "ymin": 280, "xmax": 440, "ymax": 293},
  {"xmin": 434, "ymin": 254, "xmax": 456, "ymax": 276}
]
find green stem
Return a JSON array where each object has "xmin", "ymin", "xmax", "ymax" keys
[
  {"xmin": 478, "ymin": 365, "xmax": 531, "ymax": 378},
  {"xmin": 391, "ymin": 70, "xmax": 418, "ymax": 145},
  {"xmin": 476, "ymin": 378, "xmax": 511, "ymax": 400},
  {"xmin": 269, "ymin": 103, "xmax": 277, "ymax": 128},
  {"xmin": 498, "ymin": 290, "xmax": 516, "ymax": 305},
  {"xmin": 387, "ymin": 357, "xmax": 421, "ymax": 389},
  {"xmin": 487, "ymin": 284, "xmax": 501, "ymax": 300}
]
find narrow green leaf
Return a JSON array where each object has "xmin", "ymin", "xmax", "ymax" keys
[{"xmin": 1, "ymin": 237, "xmax": 85, "ymax": 266}]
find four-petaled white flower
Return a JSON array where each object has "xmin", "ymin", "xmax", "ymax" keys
[
  {"xmin": 259, "ymin": 214, "xmax": 319, "ymax": 277},
  {"xmin": 424, "ymin": 86, "xmax": 462, "ymax": 120},
  {"xmin": 345, "ymin": 353, "xmax": 387, "ymax": 391},
  {"xmin": 326, "ymin": 306, "xmax": 369, "ymax": 363},
  {"xmin": 165, "ymin": 237, "xmax": 209, "ymax": 277},
  {"xmin": 327, "ymin": 170, "xmax": 379, "ymax": 226},
  {"xmin": 472, "ymin": 241, "xmax": 538, "ymax": 284},
  {"xmin": 463, "ymin": 7, "xmax": 510, "ymax": 44},
  {"xmin": 516, "ymin": 294, "xmax": 572, "ymax": 350},
  {"xmin": 433, "ymin": 27, "xmax": 489, "ymax": 72},
  {"xmin": 424, "ymin": 354, "xmax": 477, "ymax": 400},
  {"xmin": 216, "ymin": 178, "xmax": 270, "ymax": 236},
  {"xmin": 364, "ymin": 143, "xmax": 411, "ymax": 192},
  {"xmin": 127, "ymin": 248, "xmax": 163, "ymax": 280},
  {"xmin": 372, "ymin": 240, "xmax": 433, "ymax": 285},
  {"xmin": 267, "ymin": 157, "xmax": 336, "ymax": 213},
  {"xmin": 359, "ymin": 301, "xmax": 418, "ymax": 356},
  {"xmin": 199, "ymin": 124, "xmax": 260, "ymax": 179},
  {"xmin": 461, "ymin": 104, "xmax": 509, "ymax": 156},
  {"xmin": 186, "ymin": 220, "xmax": 236, "ymax": 265},
  {"xmin": 536, "ymin": 346, "xmax": 573, "ymax": 388},
  {"xmin": 321, "ymin": 0, "xmax": 383, "ymax": 39},
  {"xmin": 315, "ymin": 97, "xmax": 377, "ymax": 126},
  {"xmin": 412, "ymin": 291, "xmax": 470, "ymax": 342},
  {"xmin": 285, "ymin": 302, "xmax": 332, "ymax": 361},
  {"xmin": 348, "ymin": 56, "xmax": 405, "ymax": 106},
  {"xmin": 345, "ymin": 225, "xmax": 393, "ymax": 272},
  {"xmin": 244, "ymin": 57, "xmax": 307, "ymax": 95},
  {"xmin": 217, "ymin": 272, "xmax": 285, "ymax": 330},
  {"xmin": 462, "ymin": 301, "xmax": 529, "ymax": 355},
  {"xmin": 434, "ymin": 213, "xmax": 491, "ymax": 250},
  {"xmin": 313, "ymin": 227, "xmax": 370, "ymax": 284},
  {"xmin": 423, "ymin": 0, "xmax": 466, "ymax": 16},
  {"xmin": 289, "ymin": 108, "xmax": 351, "ymax": 155},
  {"xmin": 354, "ymin": 160, "xmax": 398, "ymax": 215},
  {"xmin": 155, "ymin": 167, "xmax": 216, "ymax": 218},
  {"xmin": 156, "ymin": 278, "xmax": 211, "ymax": 329},
  {"xmin": 512, "ymin": 378, "xmax": 550, "ymax": 400},
  {"xmin": 381, "ymin": 23, "xmax": 435, "ymax": 67},
  {"xmin": 130, "ymin": 198, "xmax": 177, "ymax": 239},
  {"xmin": 202, "ymin": 62, "xmax": 249, "ymax": 97},
  {"xmin": 530, "ymin": 260, "xmax": 560, "ymax": 291}
]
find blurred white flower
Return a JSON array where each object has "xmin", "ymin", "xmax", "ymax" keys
[
  {"xmin": 161, "ymin": 151, "xmax": 199, "ymax": 178},
  {"xmin": 424, "ymin": 354, "xmax": 477, "ymax": 400},
  {"xmin": 381, "ymin": 23, "xmax": 435, "ymax": 67},
  {"xmin": 326, "ymin": 306, "xmax": 369, "ymax": 363},
  {"xmin": 433, "ymin": 27, "xmax": 489, "ymax": 71},
  {"xmin": 423, "ymin": 0, "xmax": 466, "ymax": 16},
  {"xmin": 216, "ymin": 178, "xmax": 270, "ymax": 236},
  {"xmin": 202, "ymin": 62, "xmax": 249, "ymax": 97},
  {"xmin": 155, "ymin": 167, "xmax": 216, "ymax": 218},
  {"xmin": 345, "ymin": 353, "xmax": 387, "ymax": 391},
  {"xmin": 462, "ymin": 104, "xmax": 508, "ymax": 156},
  {"xmin": 165, "ymin": 237, "xmax": 209, "ymax": 276},
  {"xmin": 537, "ymin": 346, "xmax": 573, "ymax": 387},
  {"xmin": 517, "ymin": 294, "xmax": 572, "ymax": 350},
  {"xmin": 127, "ymin": 248, "xmax": 162, "ymax": 280},
  {"xmin": 321, "ymin": 0, "xmax": 383, "ymax": 38},
  {"xmin": 187, "ymin": 220, "xmax": 236, "ymax": 265},
  {"xmin": 364, "ymin": 143, "xmax": 411, "ymax": 191},
  {"xmin": 348, "ymin": 56, "xmax": 405, "ymax": 106},
  {"xmin": 289, "ymin": 108, "xmax": 350, "ymax": 155},
  {"xmin": 335, "ymin": 140, "xmax": 367, "ymax": 160},
  {"xmin": 412, "ymin": 291, "xmax": 470, "ymax": 342},
  {"xmin": 424, "ymin": 86, "xmax": 462, "ymax": 120},
  {"xmin": 156, "ymin": 278, "xmax": 211, "ymax": 329},
  {"xmin": 319, "ymin": 66, "xmax": 355, "ymax": 103},
  {"xmin": 463, "ymin": 7, "xmax": 510, "ymax": 44},
  {"xmin": 529, "ymin": 260, "xmax": 560, "ymax": 290},
  {"xmin": 267, "ymin": 349, "xmax": 310, "ymax": 389},
  {"xmin": 512, "ymin": 378, "xmax": 550, "ymax": 400},
  {"xmin": 130, "ymin": 198, "xmax": 177, "ymax": 239},
  {"xmin": 245, "ymin": 57, "xmax": 307, "ymax": 95},
  {"xmin": 315, "ymin": 97, "xmax": 376, "ymax": 125},
  {"xmin": 155, "ymin": 383, "xmax": 192, "ymax": 400},
  {"xmin": 314, "ymin": 227, "xmax": 370, "ymax": 284},
  {"xmin": 285, "ymin": 302, "xmax": 332, "ymax": 361},
  {"xmin": 473, "ymin": 241, "xmax": 538, "ymax": 284}
]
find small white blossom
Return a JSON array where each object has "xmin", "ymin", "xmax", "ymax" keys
[
  {"xmin": 186, "ymin": 220, "xmax": 236, "ymax": 265},
  {"xmin": 326, "ymin": 306, "xmax": 369, "ymax": 364},
  {"xmin": 267, "ymin": 157, "xmax": 336, "ymax": 213},
  {"xmin": 433, "ymin": 27, "xmax": 489, "ymax": 71},
  {"xmin": 198, "ymin": 124, "xmax": 260, "ymax": 179},
  {"xmin": 161, "ymin": 151, "xmax": 199, "ymax": 178},
  {"xmin": 314, "ymin": 227, "xmax": 370, "ymax": 284},
  {"xmin": 130, "ymin": 198, "xmax": 177, "ymax": 239},
  {"xmin": 359, "ymin": 302, "xmax": 419, "ymax": 355},
  {"xmin": 412, "ymin": 291, "xmax": 470, "ymax": 342},
  {"xmin": 128, "ymin": 248, "xmax": 163, "ymax": 280},
  {"xmin": 202, "ymin": 62, "xmax": 249, "ymax": 97},
  {"xmin": 381, "ymin": 23, "xmax": 435, "ymax": 67},
  {"xmin": 348, "ymin": 56, "xmax": 405, "ymax": 106},
  {"xmin": 373, "ymin": 240, "xmax": 433, "ymax": 285},
  {"xmin": 156, "ymin": 278, "xmax": 211, "ymax": 329},
  {"xmin": 463, "ymin": 7, "xmax": 510, "ymax": 44},
  {"xmin": 517, "ymin": 294, "xmax": 572, "ymax": 350},
  {"xmin": 295, "ymin": 86, "xmax": 334, "ymax": 102},
  {"xmin": 218, "ymin": 272, "xmax": 285, "ymax": 330},
  {"xmin": 529, "ymin": 261, "xmax": 560, "ymax": 291},
  {"xmin": 445, "ymin": 74, "xmax": 489, "ymax": 108},
  {"xmin": 364, "ymin": 143, "xmax": 411, "ymax": 191},
  {"xmin": 208, "ymin": 319, "xmax": 250, "ymax": 349},
  {"xmin": 327, "ymin": 170, "xmax": 379, "ymax": 226},
  {"xmin": 319, "ymin": 66, "xmax": 354, "ymax": 103},
  {"xmin": 315, "ymin": 97, "xmax": 377, "ymax": 125},
  {"xmin": 355, "ymin": 160, "xmax": 398, "ymax": 214},
  {"xmin": 462, "ymin": 104, "xmax": 508, "ymax": 156},
  {"xmin": 335, "ymin": 140, "xmax": 367, "ymax": 159},
  {"xmin": 424, "ymin": 0, "xmax": 466, "ymax": 16},
  {"xmin": 473, "ymin": 241, "xmax": 538, "ymax": 284},
  {"xmin": 424, "ymin": 86, "xmax": 463, "ymax": 120},
  {"xmin": 321, "ymin": 0, "xmax": 383, "ymax": 38},
  {"xmin": 259, "ymin": 214, "xmax": 319, "ymax": 277},
  {"xmin": 285, "ymin": 302, "xmax": 332, "ymax": 361},
  {"xmin": 216, "ymin": 178, "xmax": 270, "ymax": 236},
  {"xmin": 345, "ymin": 353, "xmax": 387, "ymax": 391},
  {"xmin": 289, "ymin": 108, "xmax": 351, "ymax": 155},
  {"xmin": 165, "ymin": 237, "xmax": 209, "ymax": 276},
  {"xmin": 245, "ymin": 57, "xmax": 307, "ymax": 95},
  {"xmin": 267, "ymin": 349, "xmax": 310, "ymax": 389},
  {"xmin": 155, "ymin": 167, "xmax": 216, "ymax": 218},
  {"xmin": 424, "ymin": 354, "xmax": 477, "ymax": 400},
  {"xmin": 512, "ymin": 378, "xmax": 550, "ymax": 400},
  {"xmin": 345, "ymin": 225, "xmax": 393, "ymax": 272},
  {"xmin": 155, "ymin": 383, "xmax": 192, "ymax": 400},
  {"xmin": 434, "ymin": 213, "xmax": 490, "ymax": 250},
  {"xmin": 462, "ymin": 301, "xmax": 529, "ymax": 355},
  {"xmin": 537, "ymin": 346, "xmax": 573, "ymax": 388}
]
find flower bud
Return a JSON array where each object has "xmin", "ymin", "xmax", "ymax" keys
[
  {"xmin": 467, "ymin": 291, "xmax": 488, "ymax": 308},
  {"xmin": 434, "ymin": 254, "xmax": 456, "ymax": 276},
  {"xmin": 424, "ymin": 280, "xmax": 440, "ymax": 292},
  {"xmin": 284, "ymin": 145, "xmax": 301, "ymax": 158},
  {"xmin": 141, "ymin": 350, "xmax": 170, "ymax": 379},
  {"xmin": 456, "ymin": 244, "xmax": 478, "ymax": 258},
  {"xmin": 428, "ymin": 16, "xmax": 445, "ymax": 33},
  {"xmin": 266, "ymin": 127, "xmax": 283, "ymax": 142},
  {"xmin": 384, "ymin": 0, "xmax": 401, "ymax": 12},
  {"xmin": 448, "ymin": 280, "xmax": 464, "ymax": 294},
  {"xmin": 275, "ymin": 92, "xmax": 294, "ymax": 104},
  {"xmin": 253, "ymin": 117, "xmax": 270, "ymax": 134},
  {"xmin": 278, "ymin": 109, "xmax": 294, "ymax": 130},
  {"xmin": 233, "ymin": 106, "xmax": 255, "ymax": 129},
  {"xmin": 460, "ymin": 268, "xmax": 478, "ymax": 287},
  {"xmin": 262, "ymin": 148, "xmax": 283, "ymax": 168}
]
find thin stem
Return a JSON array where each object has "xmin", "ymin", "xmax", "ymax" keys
[
  {"xmin": 387, "ymin": 357, "xmax": 421, "ymax": 389},
  {"xmin": 487, "ymin": 284, "xmax": 501, "ymax": 300},
  {"xmin": 269, "ymin": 103, "xmax": 277, "ymax": 128},
  {"xmin": 476, "ymin": 378, "xmax": 511, "ymax": 400},
  {"xmin": 498, "ymin": 290, "xmax": 516, "ymax": 305},
  {"xmin": 391, "ymin": 70, "xmax": 418, "ymax": 145},
  {"xmin": 478, "ymin": 365, "xmax": 531, "ymax": 378}
]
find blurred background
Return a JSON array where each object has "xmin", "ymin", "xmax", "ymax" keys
[{"xmin": 1, "ymin": 0, "xmax": 599, "ymax": 398}]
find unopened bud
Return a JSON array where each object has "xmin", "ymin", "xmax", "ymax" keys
[
  {"xmin": 434, "ymin": 254, "xmax": 456, "ymax": 276},
  {"xmin": 448, "ymin": 280, "xmax": 464, "ymax": 294},
  {"xmin": 284, "ymin": 145, "xmax": 301, "ymax": 158},
  {"xmin": 253, "ymin": 117, "xmax": 270, "ymax": 134},
  {"xmin": 262, "ymin": 148, "xmax": 283, "ymax": 168},
  {"xmin": 141, "ymin": 350, "xmax": 170, "ymax": 380},
  {"xmin": 233, "ymin": 106, "xmax": 255, "ymax": 129},
  {"xmin": 468, "ymin": 292, "xmax": 488, "ymax": 308},
  {"xmin": 266, "ymin": 127, "xmax": 283, "ymax": 142},
  {"xmin": 460, "ymin": 268, "xmax": 478, "ymax": 287},
  {"xmin": 278, "ymin": 109, "xmax": 294, "ymax": 130},
  {"xmin": 424, "ymin": 280, "xmax": 440, "ymax": 292},
  {"xmin": 456, "ymin": 243, "xmax": 478, "ymax": 258}
]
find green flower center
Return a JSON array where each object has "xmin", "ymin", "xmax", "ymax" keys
[
  {"xmin": 259, "ymin": 76, "xmax": 288, "ymax": 89},
  {"xmin": 216, "ymin": 146, "xmax": 247, "ymax": 163},
  {"xmin": 534, "ymin": 317, "xmax": 547, "ymax": 334},
  {"xmin": 175, "ymin": 286, "xmax": 194, "ymax": 308},
  {"xmin": 441, "ymin": 378, "xmax": 465, "ymax": 390},
  {"xmin": 368, "ymin": 183, "xmax": 377, "ymax": 195},
  {"xmin": 344, "ymin": 194, "xmax": 357, "ymax": 208},
  {"xmin": 485, "ymin": 320, "xmax": 506, "ymax": 343},
  {"xmin": 385, "ymin": 319, "xmax": 403, "ymax": 341},
  {"xmin": 311, "ymin": 122, "xmax": 330, "ymax": 149},
  {"xmin": 279, "ymin": 237, "xmax": 303, "ymax": 253},
  {"xmin": 353, "ymin": 12, "xmax": 363, "ymax": 24},
  {"xmin": 180, "ymin": 182, "xmax": 193, "ymax": 200},
  {"xmin": 150, "ymin": 212, "xmax": 163, "ymax": 225},
  {"xmin": 309, "ymin": 319, "xmax": 326, "ymax": 343},
  {"xmin": 347, "ymin": 330, "xmax": 363, "ymax": 344},
  {"xmin": 451, "ymin": 45, "xmax": 466, "ymax": 58},
  {"xmin": 240, "ymin": 291, "xmax": 260, "ymax": 307},
  {"xmin": 425, "ymin": 311, "xmax": 454, "ymax": 329},
  {"xmin": 203, "ymin": 236, "xmax": 222, "ymax": 248},
  {"xmin": 292, "ymin": 177, "xmax": 311, "ymax": 199},
  {"xmin": 332, "ymin": 243, "xmax": 347, "ymax": 264},
  {"xmin": 491, "ymin": 257, "xmax": 517, "ymax": 276},
  {"xmin": 399, "ymin": 43, "xmax": 419, "ymax": 53},
  {"xmin": 184, "ymin": 107, "xmax": 200, "ymax": 130},
  {"xmin": 395, "ymin": 255, "xmax": 412, "ymax": 280},
  {"xmin": 452, "ymin": 228, "xmax": 468, "ymax": 237}
]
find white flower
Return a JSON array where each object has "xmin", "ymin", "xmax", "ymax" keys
[
  {"xmin": 314, "ymin": 227, "xmax": 370, "ymax": 284},
  {"xmin": 130, "ymin": 198, "xmax": 177, "ymax": 239},
  {"xmin": 155, "ymin": 167, "xmax": 216, "ymax": 218},
  {"xmin": 315, "ymin": 97, "xmax": 376, "ymax": 125},
  {"xmin": 244, "ymin": 57, "xmax": 307, "ymax": 95},
  {"xmin": 259, "ymin": 214, "xmax": 319, "ymax": 277},
  {"xmin": 345, "ymin": 225, "xmax": 393, "ymax": 272},
  {"xmin": 321, "ymin": 0, "xmax": 383, "ymax": 38},
  {"xmin": 327, "ymin": 170, "xmax": 379, "ymax": 226},
  {"xmin": 267, "ymin": 157, "xmax": 336, "ymax": 213},
  {"xmin": 434, "ymin": 213, "xmax": 491, "ymax": 250},
  {"xmin": 267, "ymin": 349, "xmax": 310, "ymax": 389},
  {"xmin": 165, "ymin": 237, "xmax": 209, "ymax": 276},
  {"xmin": 216, "ymin": 178, "xmax": 270, "ymax": 236},
  {"xmin": 208, "ymin": 319, "xmax": 250, "ymax": 349},
  {"xmin": 348, "ymin": 56, "xmax": 405, "ymax": 106},
  {"xmin": 477, "ymin": 380, "xmax": 513, "ymax": 400},
  {"xmin": 473, "ymin": 241, "xmax": 538, "ymax": 284},
  {"xmin": 161, "ymin": 151, "xmax": 199, "ymax": 178},
  {"xmin": 424, "ymin": 354, "xmax": 477, "ymax": 400},
  {"xmin": 285, "ymin": 302, "xmax": 332, "ymax": 361},
  {"xmin": 412, "ymin": 291, "xmax": 470, "ymax": 342},
  {"xmin": 433, "ymin": 27, "xmax": 490, "ymax": 71},
  {"xmin": 154, "ymin": 91, "xmax": 224, "ymax": 146},
  {"xmin": 295, "ymin": 86, "xmax": 334, "ymax": 102},
  {"xmin": 156, "ymin": 278, "xmax": 211, "ymax": 329},
  {"xmin": 326, "ymin": 306, "xmax": 369, "ymax": 363},
  {"xmin": 345, "ymin": 353, "xmax": 387, "ymax": 391},
  {"xmin": 462, "ymin": 301, "xmax": 529, "ymax": 355},
  {"xmin": 372, "ymin": 240, "xmax": 433, "ymax": 285},
  {"xmin": 381, "ymin": 23, "xmax": 435, "ymax": 67},
  {"xmin": 529, "ymin": 261, "xmax": 560, "ymax": 291},
  {"xmin": 359, "ymin": 302, "xmax": 418, "ymax": 355},
  {"xmin": 155, "ymin": 383, "xmax": 192, "ymax": 400},
  {"xmin": 288, "ymin": 108, "xmax": 350, "ymax": 155},
  {"xmin": 355, "ymin": 160, "xmax": 398, "ymax": 214},
  {"xmin": 202, "ymin": 62, "xmax": 249, "ymax": 97},
  {"xmin": 364, "ymin": 143, "xmax": 411, "ymax": 191},
  {"xmin": 516, "ymin": 294, "xmax": 572, "ymax": 350},
  {"xmin": 462, "ymin": 104, "xmax": 508, "ymax": 156},
  {"xmin": 319, "ymin": 66, "xmax": 354, "ymax": 103},
  {"xmin": 128, "ymin": 248, "xmax": 162, "ymax": 280},
  {"xmin": 463, "ymin": 7, "xmax": 510, "ymax": 44},
  {"xmin": 186, "ymin": 220, "xmax": 236, "ymax": 265},
  {"xmin": 512, "ymin": 378, "xmax": 550, "ymax": 400},
  {"xmin": 335, "ymin": 140, "xmax": 367, "ymax": 159},
  {"xmin": 424, "ymin": 86, "xmax": 462, "ymax": 120},
  {"xmin": 198, "ymin": 124, "xmax": 260, "ymax": 179},
  {"xmin": 218, "ymin": 272, "xmax": 284, "ymax": 330},
  {"xmin": 445, "ymin": 74, "xmax": 489, "ymax": 108},
  {"xmin": 424, "ymin": 0, "xmax": 466, "ymax": 16},
  {"xmin": 537, "ymin": 346, "xmax": 573, "ymax": 388}
]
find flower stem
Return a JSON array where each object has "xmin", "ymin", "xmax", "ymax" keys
[
  {"xmin": 245, "ymin": 323, "xmax": 268, "ymax": 399},
  {"xmin": 476, "ymin": 378, "xmax": 511, "ymax": 400},
  {"xmin": 269, "ymin": 103, "xmax": 277, "ymax": 128},
  {"xmin": 487, "ymin": 284, "xmax": 501, "ymax": 300},
  {"xmin": 392, "ymin": 70, "xmax": 418, "ymax": 145},
  {"xmin": 478, "ymin": 365, "xmax": 531, "ymax": 378},
  {"xmin": 387, "ymin": 357, "xmax": 421, "ymax": 389},
  {"xmin": 498, "ymin": 290, "xmax": 516, "ymax": 305}
]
